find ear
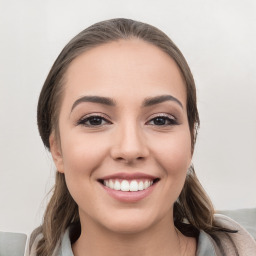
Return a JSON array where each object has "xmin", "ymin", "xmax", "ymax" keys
[{"xmin": 49, "ymin": 133, "xmax": 64, "ymax": 173}]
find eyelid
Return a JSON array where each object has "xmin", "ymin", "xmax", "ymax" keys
[
  {"xmin": 146, "ymin": 113, "xmax": 176, "ymax": 121},
  {"xmin": 76, "ymin": 112, "xmax": 112, "ymax": 125},
  {"xmin": 145, "ymin": 112, "xmax": 179, "ymax": 126}
]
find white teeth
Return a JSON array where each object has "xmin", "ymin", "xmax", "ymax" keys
[
  {"xmin": 109, "ymin": 180, "xmax": 114, "ymax": 189},
  {"xmin": 130, "ymin": 180, "xmax": 139, "ymax": 191},
  {"xmin": 114, "ymin": 180, "xmax": 121, "ymax": 190},
  {"xmin": 138, "ymin": 181, "xmax": 144, "ymax": 191},
  {"xmin": 120, "ymin": 180, "xmax": 130, "ymax": 191},
  {"xmin": 103, "ymin": 179, "xmax": 154, "ymax": 192},
  {"xmin": 144, "ymin": 181, "xmax": 149, "ymax": 189}
]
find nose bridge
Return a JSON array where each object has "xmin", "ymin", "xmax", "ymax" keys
[{"xmin": 111, "ymin": 117, "xmax": 149, "ymax": 162}]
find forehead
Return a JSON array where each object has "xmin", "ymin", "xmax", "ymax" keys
[{"xmin": 64, "ymin": 39, "xmax": 186, "ymax": 106}]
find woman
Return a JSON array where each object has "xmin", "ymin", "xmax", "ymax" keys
[{"xmin": 27, "ymin": 18, "xmax": 256, "ymax": 255}]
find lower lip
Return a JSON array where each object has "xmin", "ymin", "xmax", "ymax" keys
[{"xmin": 100, "ymin": 183, "xmax": 157, "ymax": 202}]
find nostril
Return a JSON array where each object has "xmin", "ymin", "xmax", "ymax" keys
[{"xmin": 114, "ymin": 156, "xmax": 145, "ymax": 164}]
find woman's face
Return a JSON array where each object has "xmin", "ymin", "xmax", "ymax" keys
[{"xmin": 51, "ymin": 39, "xmax": 192, "ymax": 233}]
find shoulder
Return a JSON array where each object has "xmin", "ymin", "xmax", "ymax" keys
[
  {"xmin": 212, "ymin": 214, "xmax": 256, "ymax": 255},
  {"xmin": 25, "ymin": 227, "xmax": 43, "ymax": 256},
  {"xmin": 218, "ymin": 208, "xmax": 256, "ymax": 239},
  {"xmin": 26, "ymin": 227, "xmax": 71, "ymax": 256}
]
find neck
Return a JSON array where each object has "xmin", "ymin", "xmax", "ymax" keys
[{"xmin": 72, "ymin": 214, "xmax": 193, "ymax": 256}]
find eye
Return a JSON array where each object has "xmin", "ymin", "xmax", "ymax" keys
[
  {"xmin": 146, "ymin": 115, "xmax": 178, "ymax": 126},
  {"xmin": 77, "ymin": 115, "xmax": 111, "ymax": 127}
]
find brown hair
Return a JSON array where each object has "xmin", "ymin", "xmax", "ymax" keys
[{"xmin": 34, "ymin": 18, "xmax": 235, "ymax": 255}]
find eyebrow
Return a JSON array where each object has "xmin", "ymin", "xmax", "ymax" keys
[
  {"xmin": 142, "ymin": 95, "xmax": 183, "ymax": 109},
  {"xmin": 71, "ymin": 95, "xmax": 116, "ymax": 112},
  {"xmin": 71, "ymin": 94, "xmax": 183, "ymax": 113}
]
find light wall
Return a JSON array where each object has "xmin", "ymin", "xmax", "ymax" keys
[{"xmin": 0, "ymin": 0, "xmax": 255, "ymax": 235}]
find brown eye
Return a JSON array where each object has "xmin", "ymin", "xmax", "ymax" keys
[
  {"xmin": 153, "ymin": 117, "xmax": 167, "ymax": 125},
  {"xmin": 147, "ymin": 116, "xmax": 178, "ymax": 126},
  {"xmin": 77, "ymin": 115, "xmax": 110, "ymax": 127}
]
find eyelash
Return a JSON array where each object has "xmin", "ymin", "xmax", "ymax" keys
[
  {"xmin": 77, "ymin": 114, "xmax": 111, "ymax": 127},
  {"xmin": 146, "ymin": 114, "xmax": 178, "ymax": 126},
  {"xmin": 77, "ymin": 114, "xmax": 178, "ymax": 127}
]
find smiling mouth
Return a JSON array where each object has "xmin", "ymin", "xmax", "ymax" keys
[{"xmin": 98, "ymin": 178, "xmax": 160, "ymax": 192}]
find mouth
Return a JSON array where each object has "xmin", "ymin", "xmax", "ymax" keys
[
  {"xmin": 98, "ymin": 178, "xmax": 160, "ymax": 192},
  {"xmin": 97, "ymin": 173, "xmax": 160, "ymax": 202}
]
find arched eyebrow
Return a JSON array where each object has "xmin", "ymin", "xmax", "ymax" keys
[
  {"xmin": 71, "ymin": 95, "xmax": 116, "ymax": 112},
  {"xmin": 70, "ymin": 94, "xmax": 183, "ymax": 113},
  {"xmin": 142, "ymin": 95, "xmax": 183, "ymax": 109}
]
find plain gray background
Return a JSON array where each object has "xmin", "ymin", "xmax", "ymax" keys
[{"xmin": 0, "ymin": 0, "xmax": 255, "ymax": 235}]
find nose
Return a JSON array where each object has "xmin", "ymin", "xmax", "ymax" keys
[{"xmin": 110, "ymin": 122, "xmax": 149, "ymax": 164}]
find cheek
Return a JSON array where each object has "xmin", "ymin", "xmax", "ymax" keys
[
  {"xmin": 59, "ymin": 132, "xmax": 110, "ymax": 206},
  {"xmin": 146, "ymin": 129, "xmax": 192, "ymax": 217},
  {"xmin": 60, "ymin": 131, "xmax": 109, "ymax": 176},
  {"xmin": 149, "ymin": 129, "xmax": 192, "ymax": 202},
  {"xmin": 151, "ymin": 130, "xmax": 192, "ymax": 172}
]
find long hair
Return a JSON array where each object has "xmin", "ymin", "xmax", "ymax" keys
[{"xmin": 34, "ymin": 18, "xmax": 234, "ymax": 255}]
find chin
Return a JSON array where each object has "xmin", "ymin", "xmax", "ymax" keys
[
  {"xmin": 105, "ymin": 220, "xmax": 151, "ymax": 234},
  {"xmin": 99, "ymin": 209, "xmax": 161, "ymax": 235}
]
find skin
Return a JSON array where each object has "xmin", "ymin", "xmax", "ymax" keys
[{"xmin": 50, "ymin": 39, "xmax": 196, "ymax": 256}]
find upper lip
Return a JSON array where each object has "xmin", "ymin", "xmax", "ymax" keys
[{"xmin": 98, "ymin": 172, "xmax": 159, "ymax": 181}]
